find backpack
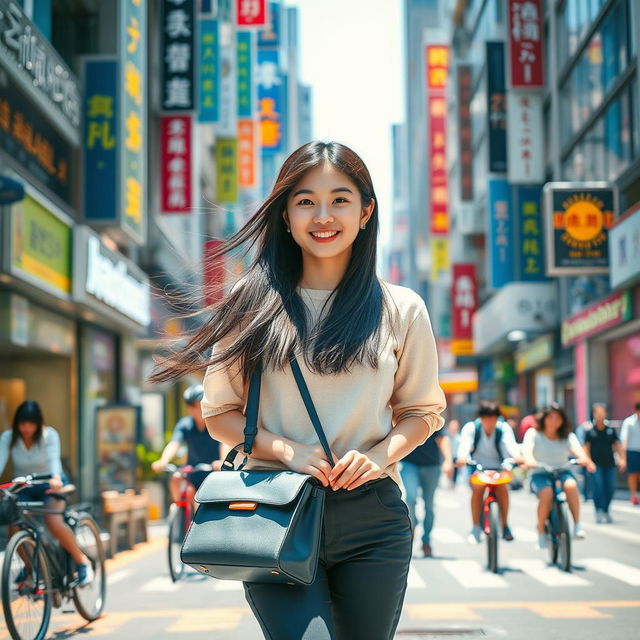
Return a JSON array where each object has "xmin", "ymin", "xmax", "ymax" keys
[{"xmin": 471, "ymin": 418, "xmax": 504, "ymax": 459}]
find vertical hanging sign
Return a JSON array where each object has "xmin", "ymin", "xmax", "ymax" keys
[
  {"xmin": 236, "ymin": 0, "xmax": 267, "ymax": 28},
  {"xmin": 426, "ymin": 45, "xmax": 449, "ymax": 235},
  {"xmin": 514, "ymin": 185, "xmax": 546, "ymax": 281},
  {"xmin": 457, "ymin": 64, "xmax": 473, "ymax": 202},
  {"xmin": 488, "ymin": 179, "xmax": 514, "ymax": 288},
  {"xmin": 160, "ymin": 115, "xmax": 192, "ymax": 214},
  {"xmin": 258, "ymin": 48, "xmax": 283, "ymax": 154},
  {"xmin": 237, "ymin": 31, "xmax": 254, "ymax": 118},
  {"xmin": 161, "ymin": 0, "xmax": 196, "ymax": 112},
  {"xmin": 486, "ymin": 41, "xmax": 507, "ymax": 173},
  {"xmin": 451, "ymin": 263, "xmax": 477, "ymax": 356},
  {"xmin": 119, "ymin": 0, "xmax": 147, "ymax": 244},
  {"xmin": 507, "ymin": 92, "xmax": 544, "ymax": 183},
  {"xmin": 216, "ymin": 138, "xmax": 238, "ymax": 203},
  {"xmin": 238, "ymin": 119, "xmax": 256, "ymax": 187},
  {"xmin": 198, "ymin": 18, "xmax": 219, "ymax": 123},
  {"xmin": 508, "ymin": 0, "xmax": 544, "ymax": 89}
]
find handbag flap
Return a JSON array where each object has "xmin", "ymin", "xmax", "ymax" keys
[{"xmin": 194, "ymin": 470, "xmax": 314, "ymax": 506}]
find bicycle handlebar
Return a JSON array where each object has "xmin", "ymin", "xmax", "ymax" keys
[
  {"xmin": 468, "ymin": 458, "xmax": 518, "ymax": 472},
  {"xmin": 164, "ymin": 463, "xmax": 213, "ymax": 475},
  {"xmin": 534, "ymin": 459, "xmax": 579, "ymax": 474}
]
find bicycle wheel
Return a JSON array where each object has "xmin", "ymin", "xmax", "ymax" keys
[
  {"xmin": 546, "ymin": 505, "xmax": 559, "ymax": 565},
  {"xmin": 167, "ymin": 504, "xmax": 186, "ymax": 582},
  {"xmin": 486, "ymin": 500, "xmax": 500, "ymax": 573},
  {"xmin": 72, "ymin": 514, "xmax": 106, "ymax": 621},
  {"xmin": 557, "ymin": 501, "xmax": 572, "ymax": 572},
  {"xmin": 1, "ymin": 530, "xmax": 52, "ymax": 640}
]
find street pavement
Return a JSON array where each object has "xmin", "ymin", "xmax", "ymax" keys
[{"xmin": 3, "ymin": 480, "xmax": 639, "ymax": 639}]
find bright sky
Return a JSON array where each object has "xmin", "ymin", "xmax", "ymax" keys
[{"xmin": 286, "ymin": 0, "xmax": 404, "ymax": 247}]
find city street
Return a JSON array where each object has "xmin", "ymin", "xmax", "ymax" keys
[{"xmin": 22, "ymin": 483, "xmax": 640, "ymax": 640}]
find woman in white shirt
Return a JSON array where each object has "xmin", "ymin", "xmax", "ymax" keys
[
  {"xmin": 0, "ymin": 401, "xmax": 94, "ymax": 586},
  {"xmin": 522, "ymin": 403, "xmax": 595, "ymax": 549}
]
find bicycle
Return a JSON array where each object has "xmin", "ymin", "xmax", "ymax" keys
[
  {"xmin": 535, "ymin": 461, "xmax": 579, "ymax": 572},
  {"xmin": 468, "ymin": 459, "xmax": 515, "ymax": 573},
  {"xmin": 0, "ymin": 472, "xmax": 106, "ymax": 640},
  {"xmin": 163, "ymin": 463, "xmax": 212, "ymax": 582}
]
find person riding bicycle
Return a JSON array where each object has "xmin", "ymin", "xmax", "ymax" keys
[
  {"xmin": 456, "ymin": 401, "xmax": 521, "ymax": 544},
  {"xmin": 0, "ymin": 401, "xmax": 94, "ymax": 586},
  {"xmin": 151, "ymin": 385, "xmax": 226, "ymax": 507},
  {"xmin": 522, "ymin": 402, "xmax": 595, "ymax": 549}
]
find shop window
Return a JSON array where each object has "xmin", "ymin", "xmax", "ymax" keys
[{"xmin": 609, "ymin": 332, "xmax": 640, "ymax": 420}]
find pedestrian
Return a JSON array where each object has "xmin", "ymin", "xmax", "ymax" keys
[
  {"xmin": 400, "ymin": 425, "xmax": 453, "ymax": 557},
  {"xmin": 575, "ymin": 418, "xmax": 593, "ymax": 501},
  {"xmin": 621, "ymin": 402, "xmax": 640, "ymax": 505},
  {"xmin": 517, "ymin": 407, "xmax": 537, "ymax": 443},
  {"xmin": 584, "ymin": 403, "xmax": 626, "ymax": 523},
  {"xmin": 150, "ymin": 141, "xmax": 446, "ymax": 640}
]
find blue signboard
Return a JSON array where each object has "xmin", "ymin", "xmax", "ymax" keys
[
  {"xmin": 198, "ymin": 18, "xmax": 220, "ymax": 122},
  {"xmin": 258, "ymin": 2, "xmax": 280, "ymax": 48},
  {"xmin": 237, "ymin": 31, "xmax": 253, "ymax": 118},
  {"xmin": 486, "ymin": 41, "xmax": 507, "ymax": 173},
  {"xmin": 488, "ymin": 179, "xmax": 514, "ymax": 288},
  {"xmin": 515, "ymin": 185, "xmax": 547, "ymax": 281},
  {"xmin": 258, "ymin": 48, "xmax": 284, "ymax": 154},
  {"xmin": 83, "ymin": 59, "xmax": 118, "ymax": 222}
]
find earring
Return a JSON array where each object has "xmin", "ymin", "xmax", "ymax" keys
[
  {"xmin": 360, "ymin": 221, "xmax": 367, "ymax": 230},
  {"xmin": 286, "ymin": 226, "xmax": 291, "ymax": 233}
]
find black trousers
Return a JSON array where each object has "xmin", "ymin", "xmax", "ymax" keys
[{"xmin": 243, "ymin": 477, "xmax": 412, "ymax": 640}]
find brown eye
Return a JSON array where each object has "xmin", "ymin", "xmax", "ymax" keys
[
  {"xmin": 334, "ymin": 197, "xmax": 348, "ymax": 204},
  {"xmin": 297, "ymin": 198, "xmax": 314, "ymax": 206}
]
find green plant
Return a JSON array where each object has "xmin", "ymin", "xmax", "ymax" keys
[{"xmin": 136, "ymin": 443, "xmax": 162, "ymax": 483}]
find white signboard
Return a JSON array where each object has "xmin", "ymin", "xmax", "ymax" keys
[
  {"xmin": 609, "ymin": 206, "xmax": 640, "ymax": 289},
  {"xmin": 507, "ymin": 91, "xmax": 544, "ymax": 184}
]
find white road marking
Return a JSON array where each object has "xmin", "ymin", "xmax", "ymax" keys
[
  {"xmin": 509, "ymin": 558, "xmax": 590, "ymax": 587},
  {"xmin": 581, "ymin": 522, "xmax": 640, "ymax": 545},
  {"xmin": 441, "ymin": 560, "xmax": 508, "ymax": 588},
  {"xmin": 431, "ymin": 527, "xmax": 465, "ymax": 544},
  {"xmin": 107, "ymin": 569, "xmax": 133, "ymax": 586},
  {"xmin": 407, "ymin": 563, "xmax": 427, "ymax": 588},
  {"xmin": 212, "ymin": 579, "xmax": 245, "ymax": 591},
  {"xmin": 434, "ymin": 494, "xmax": 460, "ymax": 510},
  {"xmin": 138, "ymin": 576, "xmax": 182, "ymax": 592},
  {"xmin": 512, "ymin": 526, "xmax": 538, "ymax": 543},
  {"xmin": 581, "ymin": 558, "xmax": 640, "ymax": 586}
]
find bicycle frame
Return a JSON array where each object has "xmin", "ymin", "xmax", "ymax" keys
[
  {"xmin": 470, "ymin": 468, "xmax": 512, "ymax": 534},
  {"xmin": 174, "ymin": 475, "xmax": 192, "ymax": 535}
]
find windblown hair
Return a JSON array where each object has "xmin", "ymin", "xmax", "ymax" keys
[
  {"xmin": 150, "ymin": 141, "xmax": 389, "ymax": 384},
  {"xmin": 535, "ymin": 402, "xmax": 573, "ymax": 440},
  {"xmin": 11, "ymin": 401, "xmax": 45, "ymax": 449}
]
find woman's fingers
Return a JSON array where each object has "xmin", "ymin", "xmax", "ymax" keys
[
  {"xmin": 328, "ymin": 450, "xmax": 356, "ymax": 484},
  {"xmin": 307, "ymin": 465, "xmax": 329, "ymax": 487},
  {"xmin": 346, "ymin": 468, "xmax": 380, "ymax": 491},
  {"xmin": 332, "ymin": 456, "xmax": 367, "ymax": 490}
]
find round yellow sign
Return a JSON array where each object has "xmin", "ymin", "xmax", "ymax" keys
[{"xmin": 564, "ymin": 200, "xmax": 603, "ymax": 242}]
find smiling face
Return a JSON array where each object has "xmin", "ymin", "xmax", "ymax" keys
[
  {"xmin": 284, "ymin": 163, "xmax": 374, "ymax": 270},
  {"xmin": 544, "ymin": 410, "xmax": 563, "ymax": 436}
]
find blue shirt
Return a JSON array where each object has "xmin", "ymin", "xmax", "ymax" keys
[{"xmin": 170, "ymin": 417, "xmax": 220, "ymax": 466}]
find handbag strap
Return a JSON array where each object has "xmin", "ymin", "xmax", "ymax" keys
[{"xmin": 221, "ymin": 355, "xmax": 334, "ymax": 471}]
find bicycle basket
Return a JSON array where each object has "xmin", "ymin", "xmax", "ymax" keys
[{"xmin": 0, "ymin": 493, "xmax": 20, "ymax": 525}]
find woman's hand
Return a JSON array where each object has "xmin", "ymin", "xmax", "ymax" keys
[
  {"xmin": 582, "ymin": 458, "xmax": 596, "ymax": 473},
  {"xmin": 329, "ymin": 450, "xmax": 385, "ymax": 491},
  {"xmin": 46, "ymin": 475, "xmax": 63, "ymax": 492},
  {"xmin": 279, "ymin": 442, "xmax": 334, "ymax": 487}
]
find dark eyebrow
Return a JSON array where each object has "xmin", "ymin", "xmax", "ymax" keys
[{"xmin": 291, "ymin": 187, "xmax": 354, "ymax": 198}]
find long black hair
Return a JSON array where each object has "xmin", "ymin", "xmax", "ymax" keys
[
  {"xmin": 150, "ymin": 141, "xmax": 390, "ymax": 383},
  {"xmin": 11, "ymin": 401, "xmax": 45, "ymax": 448}
]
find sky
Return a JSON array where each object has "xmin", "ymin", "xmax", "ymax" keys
[{"xmin": 286, "ymin": 0, "xmax": 405, "ymax": 246}]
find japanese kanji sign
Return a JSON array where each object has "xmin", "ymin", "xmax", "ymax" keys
[
  {"xmin": 451, "ymin": 263, "xmax": 477, "ymax": 356},
  {"xmin": 514, "ymin": 185, "xmax": 546, "ymax": 281},
  {"xmin": 544, "ymin": 183, "xmax": 617, "ymax": 275},
  {"xmin": 236, "ymin": 0, "xmax": 267, "ymax": 28},
  {"xmin": 426, "ymin": 44, "xmax": 448, "ymax": 90},
  {"xmin": 488, "ymin": 179, "xmax": 514, "ymax": 288},
  {"xmin": 160, "ymin": 115, "xmax": 192, "ymax": 214},
  {"xmin": 83, "ymin": 59, "xmax": 118, "ymax": 222},
  {"xmin": 198, "ymin": 18, "xmax": 219, "ymax": 123},
  {"xmin": 457, "ymin": 64, "xmax": 473, "ymax": 202},
  {"xmin": 237, "ymin": 31, "xmax": 254, "ymax": 118},
  {"xmin": 119, "ymin": 0, "xmax": 147, "ymax": 244},
  {"xmin": 507, "ymin": 91, "xmax": 544, "ymax": 183},
  {"xmin": 238, "ymin": 119, "xmax": 256, "ymax": 187},
  {"xmin": 508, "ymin": 0, "xmax": 544, "ymax": 89},
  {"xmin": 161, "ymin": 0, "xmax": 195, "ymax": 112},
  {"xmin": 486, "ymin": 42, "xmax": 507, "ymax": 173},
  {"xmin": 258, "ymin": 48, "xmax": 284, "ymax": 154},
  {"xmin": 216, "ymin": 138, "xmax": 238, "ymax": 203}
]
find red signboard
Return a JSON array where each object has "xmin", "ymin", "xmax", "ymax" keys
[
  {"xmin": 160, "ymin": 115, "xmax": 192, "ymax": 214},
  {"xmin": 204, "ymin": 239, "xmax": 225, "ymax": 306},
  {"xmin": 451, "ymin": 263, "xmax": 477, "ymax": 355},
  {"xmin": 508, "ymin": 0, "xmax": 544, "ymax": 88},
  {"xmin": 428, "ymin": 95, "xmax": 449, "ymax": 235},
  {"xmin": 236, "ymin": 0, "xmax": 267, "ymax": 28},
  {"xmin": 238, "ymin": 119, "xmax": 256, "ymax": 188}
]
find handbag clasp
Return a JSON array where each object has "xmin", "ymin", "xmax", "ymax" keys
[{"xmin": 229, "ymin": 501, "xmax": 258, "ymax": 511}]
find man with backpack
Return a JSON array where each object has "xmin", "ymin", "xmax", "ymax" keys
[{"xmin": 456, "ymin": 401, "xmax": 521, "ymax": 544}]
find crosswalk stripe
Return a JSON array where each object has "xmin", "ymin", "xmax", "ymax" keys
[
  {"xmin": 581, "ymin": 522, "xmax": 640, "ymax": 545},
  {"xmin": 581, "ymin": 558, "xmax": 640, "ymax": 586},
  {"xmin": 138, "ymin": 576, "xmax": 182, "ymax": 592},
  {"xmin": 512, "ymin": 526, "xmax": 538, "ymax": 543},
  {"xmin": 509, "ymin": 559, "xmax": 590, "ymax": 587},
  {"xmin": 431, "ymin": 527, "xmax": 465, "ymax": 544},
  {"xmin": 434, "ymin": 494, "xmax": 459, "ymax": 510},
  {"xmin": 407, "ymin": 563, "xmax": 427, "ymax": 588},
  {"xmin": 107, "ymin": 568, "xmax": 133, "ymax": 586},
  {"xmin": 441, "ymin": 559, "xmax": 509, "ymax": 588}
]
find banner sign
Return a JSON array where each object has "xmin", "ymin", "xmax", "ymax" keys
[
  {"xmin": 238, "ymin": 119, "xmax": 256, "ymax": 187},
  {"xmin": 84, "ymin": 59, "xmax": 118, "ymax": 222},
  {"xmin": 160, "ymin": 115, "xmax": 192, "ymax": 214},
  {"xmin": 543, "ymin": 182, "xmax": 616, "ymax": 275},
  {"xmin": 451, "ymin": 263, "xmax": 477, "ymax": 356},
  {"xmin": 430, "ymin": 237, "xmax": 449, "ymax": 283},
  {"xmin": 237, "ymin": 0, "xmax": 267, "ymax": 28},
  {"xmin": 508, "ymin": 0, "xmax": 544, "ymax": 89},
  {"xmin": 0, "ymin": 0, "xmax": 81, "ymax": 144},
  {"xmin": 258, "ymin": 2, "xmax": 280, "ymax": 48},
  {"xmin": 258, "ymin": 48, "xmax": 284, "ymax": 153},
  {"xmin": 198, "ymin": 18, "xmax": 219, "ymax": 123},
  {"xmin": 218, "ymin": 34, "xmax": 237, "ymax": 137},
  {"xmin": 507, "ymin": 92, "xmax": 544, "ymax": 184},
  {"xmin": 237, "ymin": 31, "xmax": 254, "ymax": 118},
  {"xmin": 514, "ymin": 185, "xmax": 546, "ymax": 280},
  {"xmin": 457, "ymin": 64, "xmax": 473, "ymax": 201},
  {"xmin": 119, "ymin": 0, "xmax": 147, "ymax": 244},
  {"xmin": 488, "ymin": 179, "xmax": 514, "ymax": 288},
  {"xmin": 216, "ymin": 138, "xmax": 238, "ymax": 203},
  {"xmin": 426, "ymin": 44, "xmax": 448, "ymax": 91},
  {"xmin": 204, "ymin": 239, "xmax": 225, "ymax": 306},
  {"xmin": 562, "ymin": 290, "xmax": 632, "ymax": 347},
  {"xmin": 486, "ymin": 42, "xmax": 507, "ymax": 173},
  {"xmin": 160, "ymin": 0, "xmax": 196, "ymax": 111},
  {"xmin": 609, "ymin": 203, "xmax": 640, "ymax": 289},
  {"xmin": 0, "ymin": 74, "xmax": 74, "ymax": 205}
]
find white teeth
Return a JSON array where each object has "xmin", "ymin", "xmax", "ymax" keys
[{"xmin": 311, "ymin": 231, "xmax": 339, "ymax": 238}]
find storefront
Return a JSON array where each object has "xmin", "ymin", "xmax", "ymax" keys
[{"xmin": 515, "ymin": 333, "xmax": 555, "ymax": 412}]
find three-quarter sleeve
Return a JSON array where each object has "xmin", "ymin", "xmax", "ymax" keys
[
  {"xmin": 44, "ymin": 427, "xmax": 64, "ymax": 478},
  {"xmin": 201, "ymin": 331, "xmax": 246, "ymax": 419},
  {"xmin": 389, "ymin": 300, "xmax": 446, "ymax": 438}
]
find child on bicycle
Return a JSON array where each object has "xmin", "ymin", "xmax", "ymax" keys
[
  {"xmin": 0, "ymin": 401, "xmax": 94, "ymax": 586},
  {"xmin": 522, "ymin": 402, "xmax": 595, "ymax": 549}
]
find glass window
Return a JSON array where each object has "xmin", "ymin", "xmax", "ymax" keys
[{"xmin": 604, "ymin": 86, "xmax": 634, "ymax": 180}]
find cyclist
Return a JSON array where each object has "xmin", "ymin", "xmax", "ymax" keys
[
  {"xmin": 456, "ymin": 401, "xmax": 521, "ymax": 544},
  {"xmin": 0, "ymin": 401, "xmax": 94, "ymax": 586},
  {"xmin": 151, "ymin": 385, "xmax": 226, "ymax": 507},
  {"xmin": 522, "ymin": 402, "xmax": 595, "ymax": 549}
]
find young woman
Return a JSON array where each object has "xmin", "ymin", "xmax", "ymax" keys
[
  {"xmin": 522, "ymin": 403, "xmax": 595, "ymax": 549},
  {"xmin": 0, "ymin": 401, "xmax": 94, "ymax": 586},
  {"xmin": 151, "ymin": 141, "xmax": 446, "ymax": 639}
]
